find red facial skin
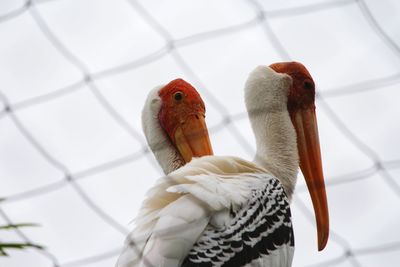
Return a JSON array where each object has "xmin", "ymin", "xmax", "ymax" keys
[
  {"xmin": 158, "ymin": 78, "xmax": 206, "ymax": 143},
  {"xmin": 269, "ymin": 62, "xmax": 316, "ymax": 113}
]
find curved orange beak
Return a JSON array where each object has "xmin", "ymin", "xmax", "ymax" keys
[
  {"xmin": 292, "ymin": 106, "xmax": 329, "ymax": 251},
  {"xmin": 172, "ymin": 113, "xmax": 214, "ymax": 162}
]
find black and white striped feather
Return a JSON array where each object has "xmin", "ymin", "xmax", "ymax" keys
[{"xmin": 182, "ymin": 176, "xmax": 294, "ymax": 267}]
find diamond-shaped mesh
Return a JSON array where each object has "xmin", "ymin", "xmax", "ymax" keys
[{"xmin": 1, "ymin": 0, "xmax": 399, "ymax": 266}]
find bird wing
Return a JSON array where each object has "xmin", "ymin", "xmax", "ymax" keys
[
  {"xmin": 116, "ymin": 156, "xmax": 267, "ymax": 267},
  {"xmin": 182, "ymin": 173, "xmax": 294, "ymax": 267}
]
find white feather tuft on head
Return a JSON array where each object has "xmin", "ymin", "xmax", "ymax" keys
[
  {"xmin": 244, "ymin": 65, "xmax": 292, "ymax": 115},
  {"xmin": 142, "ymin": 86, "xmax": 185, "ymax": 174}
]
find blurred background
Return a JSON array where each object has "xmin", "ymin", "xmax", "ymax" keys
[{"xmin": 1, "ymin": 0, "xmax": 399, "ymax": 266}]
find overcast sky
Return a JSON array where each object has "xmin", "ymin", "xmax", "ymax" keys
[{"xmin": 0, "ymin": 0, "xmax": 399, "ymax": 266}]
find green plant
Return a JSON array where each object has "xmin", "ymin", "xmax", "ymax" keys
[
  {"xmin": 0, "ymin": 199, "xmax": 43, "ymax": 256},
  {"xmin": 0, "ymin": 223, "xmax": 44, "ymax": 256}
]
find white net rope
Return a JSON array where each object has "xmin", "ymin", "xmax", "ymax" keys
[{"xmin": 0, "ymin": 0, "xmax": 399, "ymax": 266}]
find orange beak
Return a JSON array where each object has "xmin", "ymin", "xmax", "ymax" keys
[
  {"xmin": 173, "ymin": 113, "xmax": 213, "ymax": 162},
  {"xmin": 292, "ymin": 106, "xmax": 329, "ymax": 251}
]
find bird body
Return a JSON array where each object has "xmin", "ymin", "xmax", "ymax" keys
[{"xmin": 117, "ymin": 156, "xmax": 294, "ymax": 267}]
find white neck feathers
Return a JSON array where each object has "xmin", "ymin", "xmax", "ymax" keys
[
  {"xmin": 142, "ymin": 87, "xmax": 184, "ymax": 174},
  {"xmin": 244, "ymin": 66, "xmax": 299, "ymax": 199}
]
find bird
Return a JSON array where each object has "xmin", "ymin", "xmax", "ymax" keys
[
  {"xmin": 116, "ymin": 62, "xmax": 329, "ymax": 267},
  {"xmin": 116, "ymin": 78, "xmax": 214, "ymax": 266}
]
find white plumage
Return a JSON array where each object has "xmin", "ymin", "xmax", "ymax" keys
[
  {"xmin": 117, "ymin": 156, "xmax": 294, "ymax": 267},
  {"xmin": 141, "ymin": 86, "xmax": 185, "ymax": 175}
]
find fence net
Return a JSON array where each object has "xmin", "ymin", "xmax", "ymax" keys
[{"xmin": 0, "ymin": 0, "xmax": 399, "ymax": 266}]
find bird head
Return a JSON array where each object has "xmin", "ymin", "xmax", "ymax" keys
[
  {"xmin": 158, "ymin": 78, "xmax": 213, "ymax": 163},
  {"xmin": 270, "ymin": 61, "xmax": 329, "ymax": 251}
]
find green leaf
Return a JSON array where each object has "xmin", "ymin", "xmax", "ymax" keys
[
  {"xmin": 0, "ymin": 223, "xmax": 40, "ymax": 230},
  {"xmin": 0, "ymin": 248, "xmax": 8, "ymax": 257},
  {"xmin": 0, "ymin": 242, "xmax": 44, "ymax": 250}
]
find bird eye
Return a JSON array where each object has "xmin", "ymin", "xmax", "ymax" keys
[
  {"xmin": 303, "ymin": 80, "xmax": 314, "ymax": 90},
  {"xmin": 174, "ymin": 91, "xmax": 184, "ymax": 101}
]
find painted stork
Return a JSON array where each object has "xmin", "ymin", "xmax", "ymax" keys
[
  {"xmin": 116, "ymin": 78, "xmax": 214, "ymax": 266},
  {"xmin": 116, "ymin": 62, "xmax": 329, "ymax": 267}
]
